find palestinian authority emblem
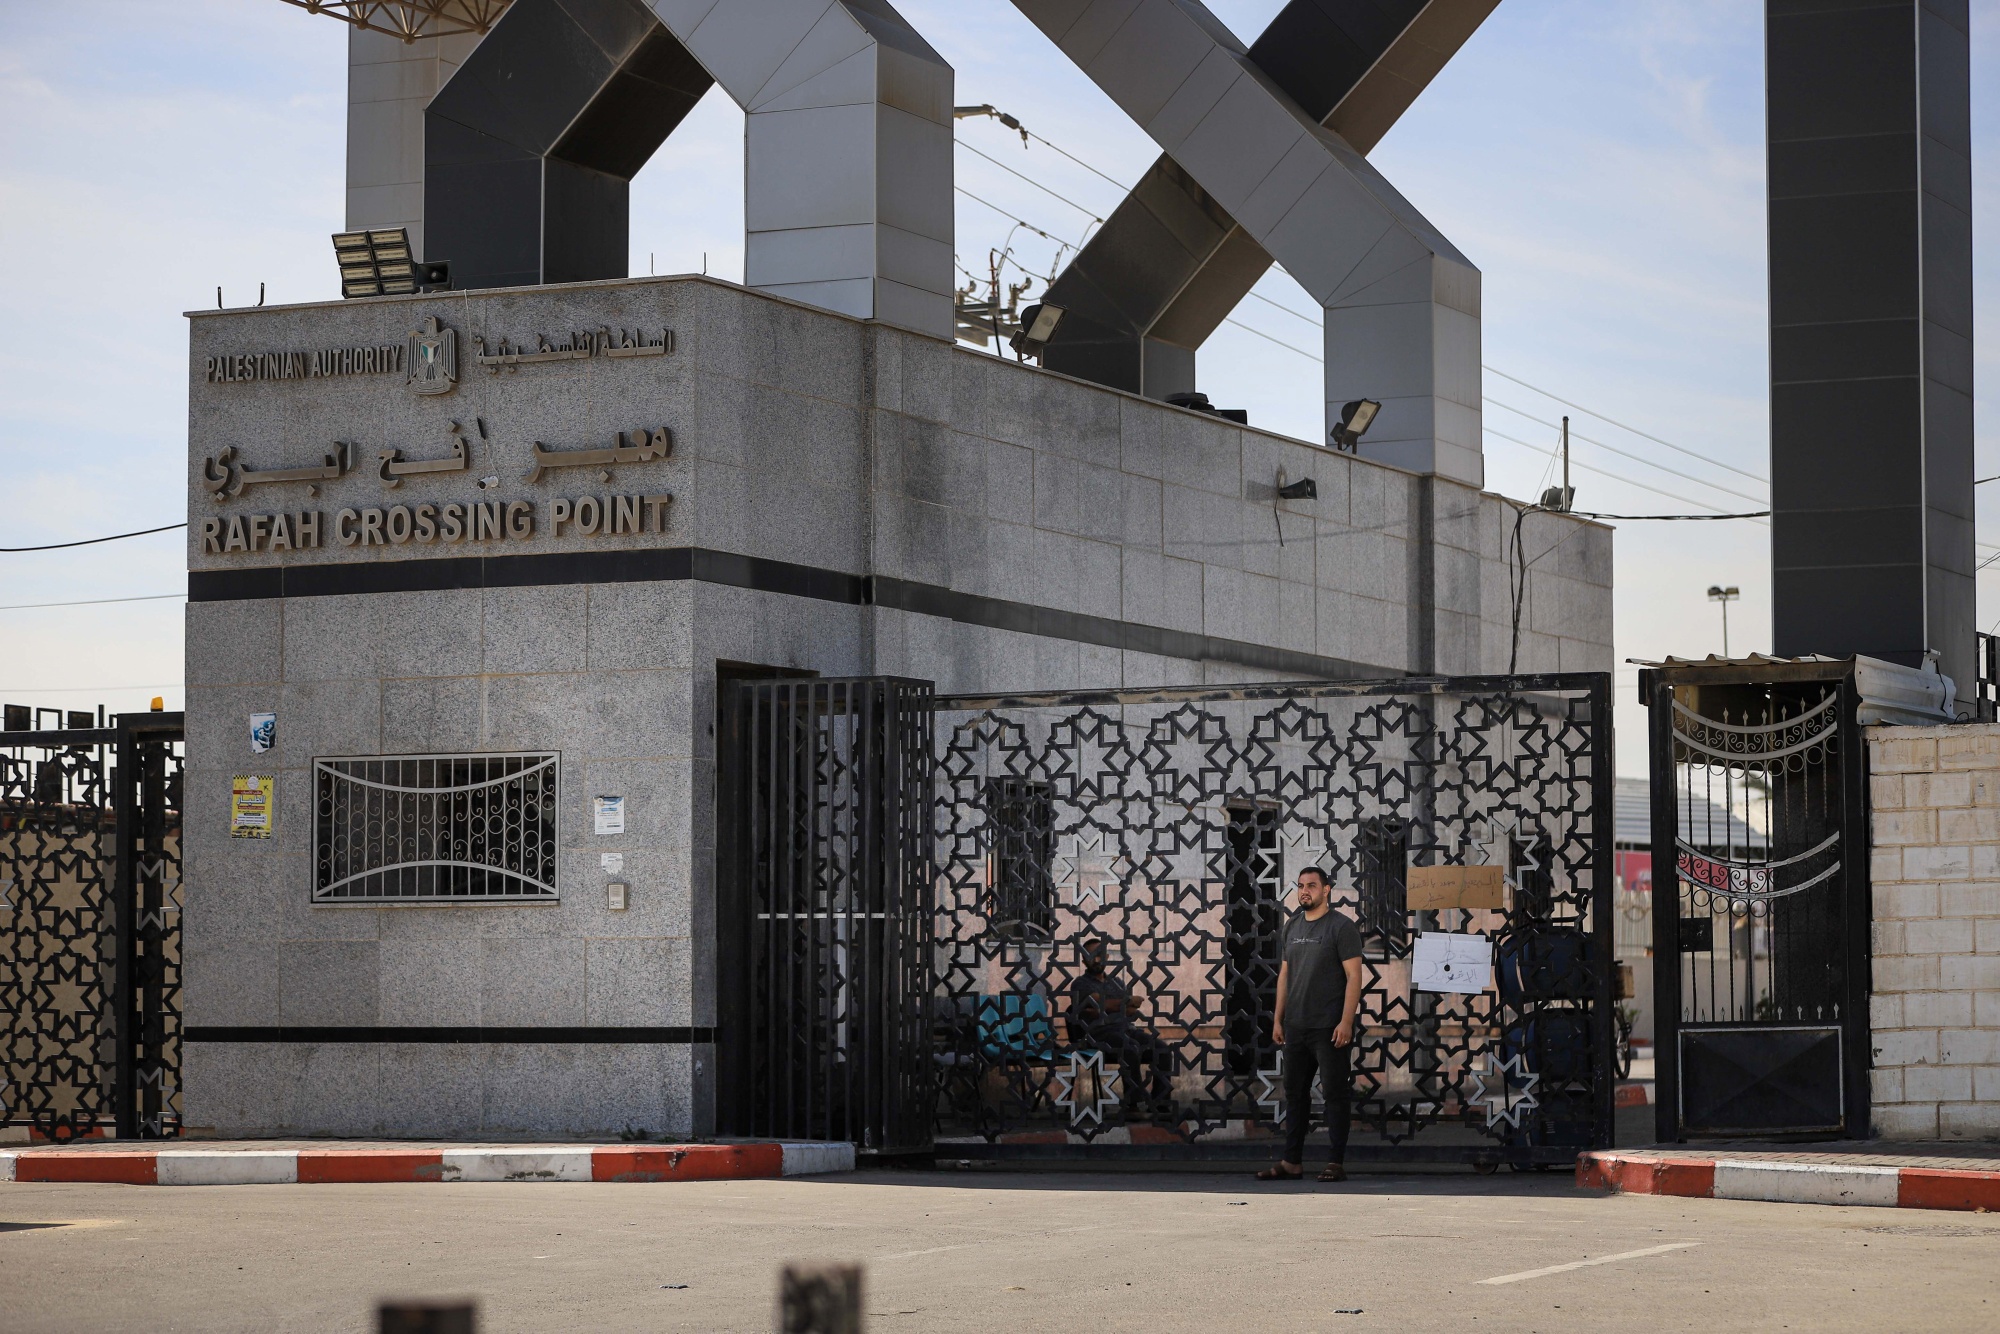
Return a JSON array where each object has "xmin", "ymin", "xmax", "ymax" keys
[{"xmin": 407, "ymin": 315, "xmax": 457, "ymax": 396}]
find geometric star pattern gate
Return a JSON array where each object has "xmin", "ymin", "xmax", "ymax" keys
[
  {"xmin": 0, "ymin": 710, "xmax": 184, "ymax": 1143},
  {"xmin": 929, "ymin": 674, "xmax": 1614, "ymax": 1166}
]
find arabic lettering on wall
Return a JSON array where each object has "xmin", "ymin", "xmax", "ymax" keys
[
  {"xmin": 473, "ymin": 328, "xmax": 671, "ymax": 372},
  {"xmin": 203, "ymin": 425, "xmax": 672, "ymax": 501}
]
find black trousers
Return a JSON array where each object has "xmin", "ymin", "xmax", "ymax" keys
[
  {"xmin": 1282, "ymin": 1028, "xmax": 1353, "ymax": 1164},
  {"xmin": 1078, "ymin": 1025, "xmax": 1174, "ymax": 1105}
]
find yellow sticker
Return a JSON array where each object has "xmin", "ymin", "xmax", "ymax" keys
[{"xmin": 230, "ymin": 775, "xmax": 274, "ymax": 839}]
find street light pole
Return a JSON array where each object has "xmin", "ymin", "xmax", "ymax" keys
[{"xmin": 1707, "ymin": 585, "xmax": 1741, "ymax": 658}]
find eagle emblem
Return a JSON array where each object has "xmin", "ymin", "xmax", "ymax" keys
[{"xmin": 407, "ymin": 315, "xmax": 457, "ymax": 395}]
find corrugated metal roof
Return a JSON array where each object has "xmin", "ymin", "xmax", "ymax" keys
[{"xmin": 1613, "ymin": 776, "xmax": 1766, "ymax": 850}]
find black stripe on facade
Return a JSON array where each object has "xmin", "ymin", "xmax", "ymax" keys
[{"xmin": 188, "ymin": 548, "xmax": 1390, "ymax": 680}]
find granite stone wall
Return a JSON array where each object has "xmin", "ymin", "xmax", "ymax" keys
[{"xmin": 181, "ymin": 275, "xmax": 1614, "ymax": 1138}]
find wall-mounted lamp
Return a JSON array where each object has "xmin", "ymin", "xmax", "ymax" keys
[
  {"xmin": 1272, "ymin": 467, "xmax": 1317, "ymax": 547},
  {"xmin": 1330, "ymin": 398, "xmax": 1380, "ymax": 452},
  {"xmin": 1009, "ymin": 302, "xmax": 1066, "ymax": 362}
]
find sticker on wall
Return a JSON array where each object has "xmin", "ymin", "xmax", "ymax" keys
[
  {"xmin": 600, "ymin": 852, "xmax": 625, "ymax": 874},
  {"xmin": 231, "ymin": 775, "xmax": 275, "ymax": 839},
  {"xmin": 249, "ymin": 712, "xmax": 276, "ymax": 754},
  {"xmin": 593, "ymin": 795, "xmax": 625, "ymax": 836}
]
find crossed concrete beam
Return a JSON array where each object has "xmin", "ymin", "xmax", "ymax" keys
[
  {"xmin": 352, "ymin": 0, "xmax": 954, "ymax": 340},
  {"xmin": 648, "ymin": 0, "xmax": 954, "ymax": 338},
  {"xmin": 1015, "ymin": 0, "xmax": 1493, "ymax": 483}
]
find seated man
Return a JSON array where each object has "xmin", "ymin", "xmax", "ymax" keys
[{"xmin": 1065, "ymin": 938, "xmax": 1173, "ymax": 1115}]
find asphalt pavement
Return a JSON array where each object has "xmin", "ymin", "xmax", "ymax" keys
[{"xmin": 3, "ymin": 1168, "xmax": 1997, "ymax": 1331}]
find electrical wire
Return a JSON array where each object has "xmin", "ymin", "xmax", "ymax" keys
[
  {"xmin": 1485, "ymin": 426, "xmax": 1767, "ymax": 520},
  {"xmin": 950, "ymin": 121, "xmax": 2000, "ymax": 557},
  {"xmin": 0, "ymin": 592, "xmax": 185, "ymax": 612},
  {"xmin": 1221, "ymin": 318, "xmax": 1318, "ymax": 361},
  {"xmin": 1570, "ymin": 510, "xmax": 1769, "ymax": 521},
  {"xmin": 964, "ymin": 179, "xmax": 1787, "ymax": 520},
  {"xmin": 1506, "ymin": 502, "xmax": 1544, "ymax": 674},
  {"xmin": 1486, "ymin": 398, "xmax": 1768, "ymax": 507},
  {"xmin": 1483, "ymin": 364, "xmax": 1770, "ymax": 484},
  {"xmin": 955, "ymin": 187, "xmax": 1069, "ymax": 246},
  {"xmin": 2, "ymin": 522, "xmax": 186, "ymax": 552},
  {"xmin": 959, "ymin": 109, "xmax": 1135, "ymax": 192},
  {"xmin": 957, "ymin": 140, "xmax": 1104, "ymax": 223},
  {"xmin": 0, "ymin": 683, "xmax": 182, "ymax": 695}
]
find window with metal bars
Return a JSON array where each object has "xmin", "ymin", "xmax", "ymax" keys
[{"xmin": 312, "ymin": 752, "xmax": 559, "ymax": 903}]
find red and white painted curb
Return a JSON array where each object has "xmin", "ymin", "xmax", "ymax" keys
[
  {"xmin": 1580, "ymin": 1150, "xmax": 2000, "ymax": 1212},
  {"xmin": 0, "ymin": 1141, "xmax": 853, "ymax": 1186},
  {"xmin": 1613, "ymin": 1083, "xmax": 1653, "ymax": 1109}
]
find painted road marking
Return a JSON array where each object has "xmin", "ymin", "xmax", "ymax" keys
[
  {"xmin": 874, "ymin": 1224, "xmax": 1108, "ymax": 1262},
  {"xmin": 1477, "ymin": 1242, "xmax": 1702, "ymax": 1286}
]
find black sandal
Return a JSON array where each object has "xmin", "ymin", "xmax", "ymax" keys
[
  {"xmin": 1255, "ymin": 1164, "xmax": 1304, "ymax": 1180},
  {"xmin": 1317, "ymin": 1164, "xmax": 1347, "ymax": 1182}
]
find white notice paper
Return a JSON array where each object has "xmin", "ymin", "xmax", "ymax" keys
[
  {"xmin": 600, "ymin": 852, "xmax": 625, "ymax": 874},
  {"xmin": 593, "ymin": 795, "xmax": 625, "ymax": 836},
  {"xmin": 1411, "ymin": 932, "xmax": 1493, "ymax": 995}
]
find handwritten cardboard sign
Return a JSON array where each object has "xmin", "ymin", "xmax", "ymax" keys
[{"xmin": 1406, "ymin": 864, "xmax": 1506, "ymax": 910}]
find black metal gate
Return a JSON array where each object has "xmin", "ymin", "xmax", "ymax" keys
[
  {"xmin": 1643, "ymin": 660, "xmax": 1870, "ymax": 1138},
  {"xmin": 716, "ymin": 679, "xmax": 935, "ymax": 1154},
  {"xmin": 1, "ymin": 711, "xmax": 185, "ymax": 1141},
  {"xmin": 928, "ymin": 674, "xmax": 1615, "ymax": 1165}
]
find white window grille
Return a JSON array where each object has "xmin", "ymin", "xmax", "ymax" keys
[{"xmin": 312, "ymin": 752, "xmax": 559, "ymax": 903}]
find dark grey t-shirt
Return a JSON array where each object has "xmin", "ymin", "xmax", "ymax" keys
[{"xmin": 1280, "ymin": 909, "xmax": 1365, "ymax": 1031}]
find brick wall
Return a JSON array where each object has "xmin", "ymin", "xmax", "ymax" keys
[{"xmin": 1868, "ymin": 725, "xmax": 2000, "ymax": 1139}]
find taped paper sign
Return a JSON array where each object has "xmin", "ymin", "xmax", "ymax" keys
[
  {"xmin": 231, "ymin": 775, "xmax": 274, "ymax": 839},
  {"xmin": 1411, "ymin": 931, "xmax": 1492, "ymax": 994},
  {"xmin": 1406, "ymin": 864, "xmax": 1506, "ymax": 911},
  {"xmin": 593, "ymin": 795, "xmax": 625, "ymax": 836}
]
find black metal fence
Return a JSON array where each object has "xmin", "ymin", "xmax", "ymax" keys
[
  {"xmin": 928, "ymin": 675, "xmax": 1614, "ymax": 1164},
  {"xmin": 1977, "ymin": 632, "xmax": 2000, "ymax": 723},
  {"xmin": 716, "ymin": 679, "xmax": 936, "ymax": 1155},
  {"xmin": 0, "ymin": 713, "xmax": 184, "ymax": 1141},
  {"xmin": 1644, "ymin": 661, "xmax": 1870, "ymax": 1138}
]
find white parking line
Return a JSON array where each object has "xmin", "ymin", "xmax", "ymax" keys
[
  {"xmin": 873, "ymin": 1224, "xmax": 1108, "ymax": 1262},
  {"xmin": 1478, "ymin": 1242, "xmax": 1702, "ymax": 1286}
]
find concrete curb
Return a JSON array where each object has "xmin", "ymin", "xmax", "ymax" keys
[
  {"xmin": 0, "ymin": 1141, "xmax": 854, "ymax": 1186},
  {"xmin": 1579, "ymin": 1151, "xmax": 2000, "ymax": 1212},
  {"xmin": 1613, "ymin": 1083, "xmax": 1653, "ymax": 1109}
]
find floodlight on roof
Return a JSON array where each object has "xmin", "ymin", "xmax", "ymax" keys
[
  {"xmin": 333, "ymin": 228, "xmax": 448, "ymax": 298},
  {"xmin": 1008, "ymin": 302, "xmax": 1066, "ymax": 362},
  {"xmin": 1331, "ymin": 399, "xmax": 1381, "ymax": 452}
]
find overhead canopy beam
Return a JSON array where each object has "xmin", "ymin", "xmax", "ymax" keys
[
  {"xmin": 644, "ymin": 0, "xmax": 956, "ymax": 338},
  {"xmin": 343, "ymin": 0, "xmax": 953, "ymax": 338},
  {"xmin": 1022, "ymin": 0, "xmax": 1494, "ymax": 482},
  {"xmin": 426, "ymin": 0, "xmax": 711, "ymax": 289}
]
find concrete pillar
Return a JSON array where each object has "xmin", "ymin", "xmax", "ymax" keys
[
  {"xmin": 344, "ymin": 25, "xmax": 482, "ymax": 261},
  {"xmin": 1767, "ymin": 0, "xmax": 1974, "ymax": 689}
]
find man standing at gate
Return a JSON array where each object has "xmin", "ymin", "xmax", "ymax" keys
[{"xmin": 1258, "ymin": 866, "xmax": 1364, "ymax": 1182}]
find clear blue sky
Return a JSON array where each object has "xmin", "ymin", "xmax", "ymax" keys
[{"xmin": 0, "ymin": 0, "xmax": 1993, "ymax": 774}]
